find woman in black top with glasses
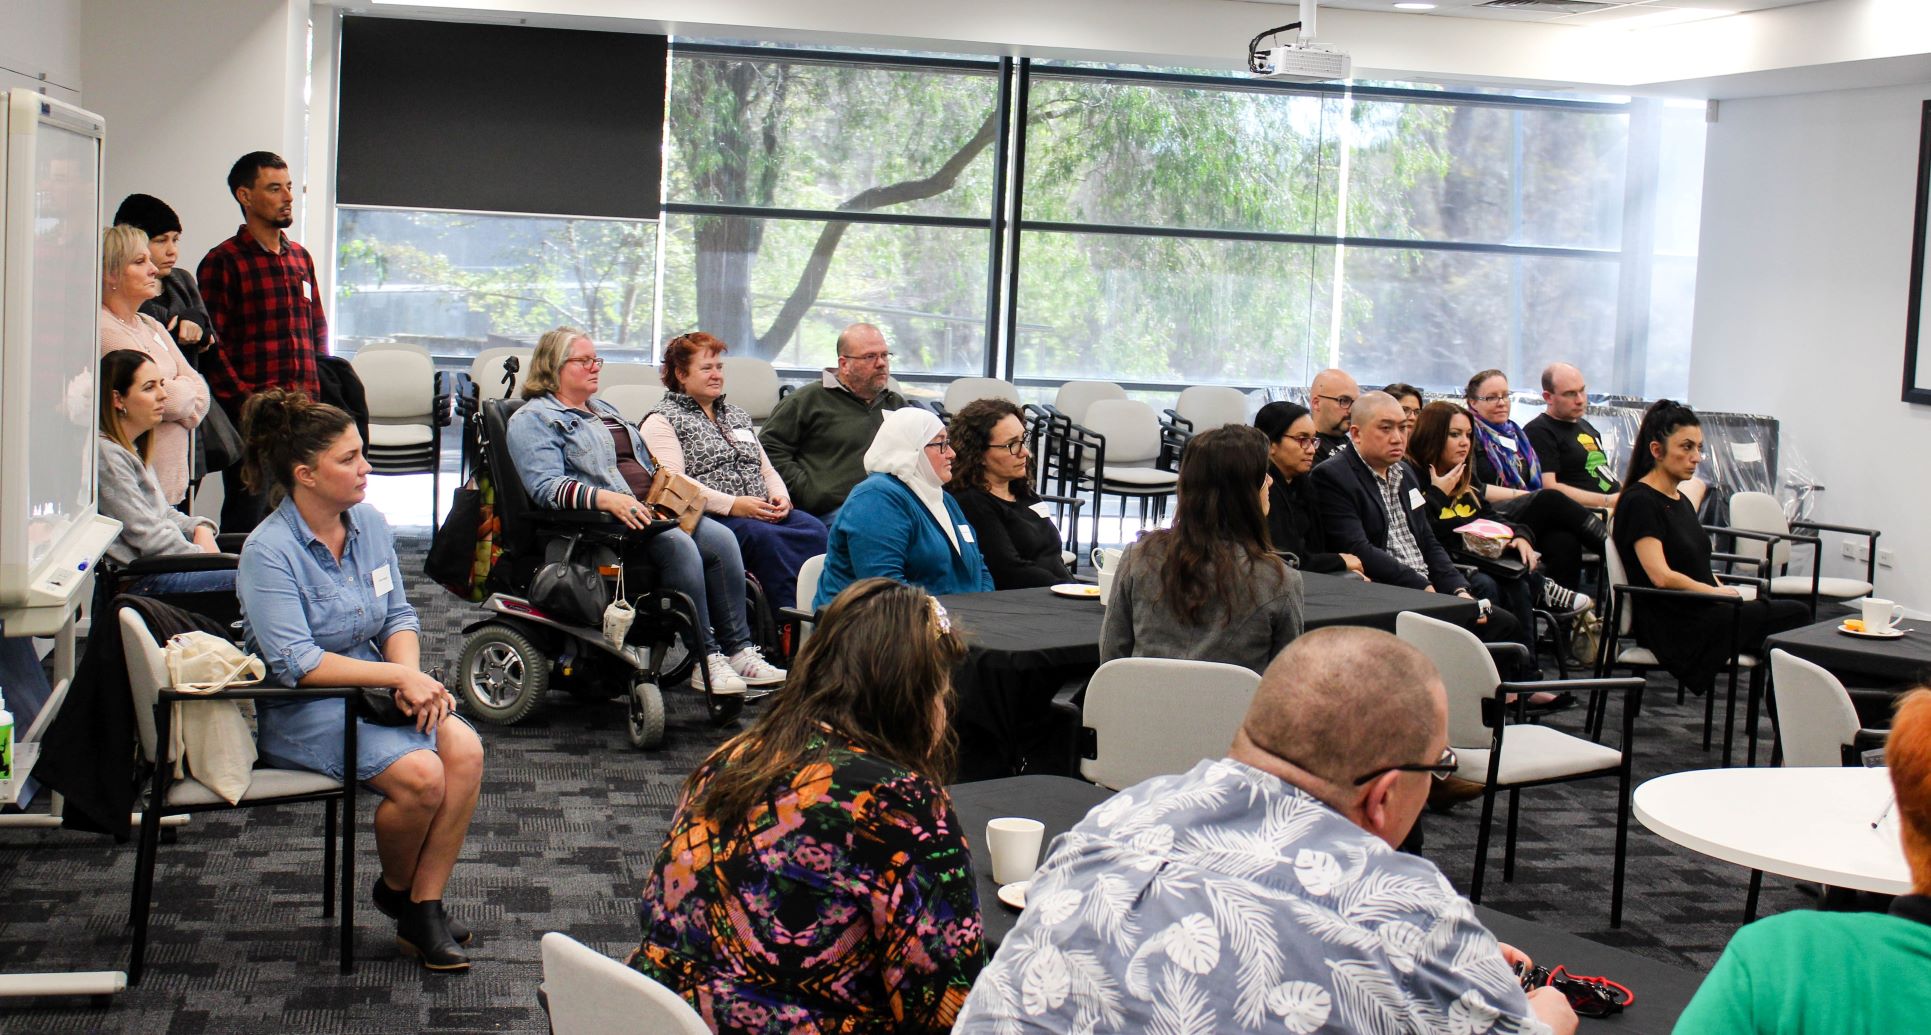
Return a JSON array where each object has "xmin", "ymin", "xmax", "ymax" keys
[
  {"xmin": 1254, "ymin": 401, "xmax": 1364, "ymax": 577},
  {"xmin": 945, "ymin": 398, "xmax": 1071, "ymax": 588}
]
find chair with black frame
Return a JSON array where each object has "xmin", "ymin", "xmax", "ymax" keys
[
  {"xmin": 1161, "ymin": 384, "xmax": 1250, "ymax": 446},
  {"xmin": 1725, "ymin": 490, "xmax": 1882, "ymax": 619},
  {"xmin": 1591, "ymin": 531, "xmax": 1774, "ymax": 768},
  {"xmin": 119, "ymin": 607, "xmax": 359, "ymax": 985},
  {"xmin": 351, "ymin": 343, "xmax": 454, "ymax": 528},
  {"xmin": 1055, "ymin": 399, "xmax": 1183, "ymax": 549},
  {"xmin": 1079, "ymin": 657, "xmax": 1260, "ymax": 791},
  {"xmin": 447, "ymin": 398, "xmax": 768, "ymax": 748},
  {"xmin": 93, "ymin": 532, "xmax": 247, "ymax": 632},
  {"xmin": 1397, "ymin": 611, "xmax": 1646, "ymax": 927}
]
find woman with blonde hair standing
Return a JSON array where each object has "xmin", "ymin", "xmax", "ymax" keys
[{"xmin": 99, "ymin": 223, "xmax": 209, "ymax": 504}]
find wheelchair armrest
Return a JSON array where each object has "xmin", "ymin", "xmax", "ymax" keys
[
  {"xmin": 1853, "ymin": 727, "xmax": 1890, "ymax": 752},
  {"xmin": 117, "ymin": 552, "xmax": 241, "ymax": 577},
  {"xmin": 159, "ymin": 683, "xmax": 362, "ymax": 703},
  {"xmin": 779, "ymin": 606, "xmax": 817, "ymax": 629}
]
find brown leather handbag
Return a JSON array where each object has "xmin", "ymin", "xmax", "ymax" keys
[{"xmin": 645, "ymin": 468, "xmax": 705, "ymax": 534}]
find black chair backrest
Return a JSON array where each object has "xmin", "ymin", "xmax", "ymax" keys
[{"xmin": 480, "ymin": 398, "xmax": 544, "ymax": 572}]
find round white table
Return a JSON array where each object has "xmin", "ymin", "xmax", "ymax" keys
[{"xmin": 1634, "ymin": 767, "xmax": 1910, "ymax": 894}]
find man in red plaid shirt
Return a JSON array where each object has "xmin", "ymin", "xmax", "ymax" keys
[{"xmin": 197, "ymin": 151, "xmax": 327, "ymax": 531}]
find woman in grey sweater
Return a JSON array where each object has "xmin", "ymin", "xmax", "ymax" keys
[
  {"xmin": 1098, "ymin": 424, "xmax": 1304, "ymax": 675},
  {"xmin": 97, "ymin": 349, "xmax": 234, "ymax": 595}
]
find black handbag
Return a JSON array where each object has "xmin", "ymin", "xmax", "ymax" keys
[
  {"xmin": 425, "ymin": 479, "xmax": 486, "ymax": 599},
  {"xmin": 528, "ymin": 536, "xmax": 609, "ymax": 627},
  {"xmin": 193, "ymin": 403, "xmax": 245, "ymax": 478},
  {"xmin": 351, "ymin": 689, "xmax": 413, "ymax": 727}
]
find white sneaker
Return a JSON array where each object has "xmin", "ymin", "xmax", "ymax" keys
[
  {"xmin": 728, "ymin": 646, "xmax": 788, "ymax": 688},
  {"xmin": 694, "ymin": 653, "xmax": 747, "ymax": 695}
]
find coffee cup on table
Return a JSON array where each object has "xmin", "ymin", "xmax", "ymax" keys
[
  {"xmin": 1861, "ymin": 598, "xmax": 1904, "ymax": 632},
  {"xmin": 1092, "ymin": 548, "xmax": 1124, "ymax": 606},
  {"xmin": 987, "ymin": 817, "xmax": 1046, "ymax": 885}
]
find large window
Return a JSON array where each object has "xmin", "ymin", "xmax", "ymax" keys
[
  {"xmin": 659, "ymin": 50, "xmax": 1000, "ymax": 377},
  {"xmin": 330, "ymin": 43, "xmax": 1706, "ymax": 398},
  {"xmin": 333, "ymin": 208, "xmax": 658, "ymax": 361}
]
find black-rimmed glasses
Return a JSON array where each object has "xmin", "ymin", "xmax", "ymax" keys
[
  {"xmin": 1350, "ymin": 746, "xmax": 1459, "ymax": 785},
  {"xmin": 1313, "ymin": 393, "xmax": 1357, "ymax": 410},
  {"xmin": 988, "ymin": 436, "xmax": 1029, "ymax": 457}
]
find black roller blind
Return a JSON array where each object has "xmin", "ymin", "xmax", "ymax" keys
[{"xmin": 337, "ymin": 17, "xmax": 665, "ymax": 219}]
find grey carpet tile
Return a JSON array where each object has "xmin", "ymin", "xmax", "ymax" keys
[{"xmin": 0, "ymin": 533, "xmax": 1840, "ymax": 1030}]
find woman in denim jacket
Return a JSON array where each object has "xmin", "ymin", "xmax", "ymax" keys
[{"xmin": 506, "ymin": 327, "xmax": 786, "ymax": 696}]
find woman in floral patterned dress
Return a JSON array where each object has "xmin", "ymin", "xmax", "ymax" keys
[{"xmin": 631, "ymin": 577, "xmax": 984, "ymax": 1033}]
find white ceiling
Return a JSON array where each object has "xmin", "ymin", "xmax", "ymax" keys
[{"xmin": 1307, "ymin": 0, "xmax": 1821, "ymax": 29}]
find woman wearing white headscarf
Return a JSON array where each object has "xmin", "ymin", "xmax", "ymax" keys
[{"xmin": 814, "ymin": 408, "xmax": 994, "ymax": 608}]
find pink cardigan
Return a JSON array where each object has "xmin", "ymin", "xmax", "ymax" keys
[{"xmin": 100, "ymin": 309, "xmax": 210, "ymax": 504}]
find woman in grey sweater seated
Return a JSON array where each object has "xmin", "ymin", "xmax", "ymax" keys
[
  {"xmin": 1098, "ymin": 424, "xmax": 1305, "ymax": 674},
  {"xmin": 96, "ymin": 349, "xmax": 233, "ymax": 595}
]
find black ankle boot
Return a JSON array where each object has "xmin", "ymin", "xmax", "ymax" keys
[
  {"xmin": 396, "ymin": 900, "xmax": 470, "ymax": 972},
  {"xmin": 373, "ymin": 876, "xmax": 470, "ymax": 945},
  {"xmin": 1583, "ymin": 513, "xmax": 1607, "ymax": 543}
]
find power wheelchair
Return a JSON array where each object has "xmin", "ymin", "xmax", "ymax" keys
[{"xmin": 448, "ymin": 397, "xmax": 776, "ymax": 749}]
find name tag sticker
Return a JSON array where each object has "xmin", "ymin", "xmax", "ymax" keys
[
  {"xmin": 301, "ymin": 280, "xmax": 312, "ymax": 301},
  {"xmin": 958, "ymin": 525, "xmax": 977, "ymax": 544},
  {"xmin": 733, "ymin": 428, "xmax": 757, "ymax": 443},
  {"xmin": 1030, "ymin": 501, "xmax": 1053, "ymax": 520},
  {"xmin": 371, "ymin": 564, "xmax": 394, "ymax": 596},
  {"xmin": 1495, "ymin": 435, "xmax": 1518, "ymax": 452},
  {"xmin": 1407, "ymin": 487, "xmax": 1426, "ymax": 510},
  {"xmin": 1730, "ymin": 441, "xmax": 1763, "ymax": 463}
]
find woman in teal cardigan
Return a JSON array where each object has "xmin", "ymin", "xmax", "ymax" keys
[{"xmin": 815, "ymin": 408, "xmax": 994, "ymax": 608}]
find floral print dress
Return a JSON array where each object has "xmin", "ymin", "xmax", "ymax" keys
[{"xmin": 632, "ymin": 734, "xmax": 984, "ymax": 1034}]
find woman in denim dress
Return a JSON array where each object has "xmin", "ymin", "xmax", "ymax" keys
[{"xmin": 236, "ymin": 389, "xmax": 484, "ymax": 972}]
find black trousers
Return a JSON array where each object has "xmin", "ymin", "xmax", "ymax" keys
[
  {"xmin": 216, "ymin": 397, "xmax": 269, "ymax": 533},
  {"xmin": 1499, "ymin": 489, "xmax": 1600, "ymax": 589}
]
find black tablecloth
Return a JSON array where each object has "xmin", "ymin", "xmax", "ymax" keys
[
  {"xmin": 1300, "ymin": 571, "xmax": 1483, "ymax": 631},
  {"xmin": 1765, "ymin": 617, "xmax": 1931, "ymax": 687},
  {"xmin": 948, "ymin": 775, "xmax": 1701, "ymax": 1033}
]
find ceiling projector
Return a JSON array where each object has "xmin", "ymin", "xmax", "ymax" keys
[
  {"xmin": 1246, "ymin": 0, "xmax": 1351, "ymax": 83},
  {"xmin": 1250, "ymin": 43, "xmax": 1351, "ymax": 83}
]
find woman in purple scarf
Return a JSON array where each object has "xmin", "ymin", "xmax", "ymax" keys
[{"xmin": 1464, "ymin": 369, "xmax": 1606, "ymax": 596}]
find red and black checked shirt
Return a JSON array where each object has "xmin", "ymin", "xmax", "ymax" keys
[{"xmin": 196, "ymin": 226, "xmax": 327, "ymax": 406}]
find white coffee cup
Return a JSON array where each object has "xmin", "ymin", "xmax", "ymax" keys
[
  {"xmin": 987, "ymin": 817, "xmax": 1046, "ymax": 885},
  {"xmin": 1861, "ymin": 597, "xmax": 1904, "ymax": 632},
  {"xmin": 1092, "ymin": 547, "xmax": 1124, "ymax": 606}
]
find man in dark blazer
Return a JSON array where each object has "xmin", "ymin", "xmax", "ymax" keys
[{"xmin": 1310, "ymin": 392, "xmax": 1523, "ymax": 649}]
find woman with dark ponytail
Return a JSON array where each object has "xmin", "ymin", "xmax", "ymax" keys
[
  {"xmin": 236, "ymin": 389, "xmax": 485, "ymax": 972},
  {"xmin": 1611, "ymin": 399, "xmax": 1808, "ymax": 697}
]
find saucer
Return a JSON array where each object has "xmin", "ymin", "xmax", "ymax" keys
[
  {"xmin": 996, "ymin": 881, "xmax": 1030, "ymax": 910},
  {"xmin": 1049, "ymin": 583, "xmax": 1102, "ymax": 600},
  {"xmin": 1839, "ymin": 623, "xmax": 1906, "ymax": 639}
]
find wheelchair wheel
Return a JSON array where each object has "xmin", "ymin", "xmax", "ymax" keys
[
  {"xmin": 457, "ymin": 624, "xmax": 550, "ymax": 725},
  {"xmin": 626, "ymin": 677, "xmax": 666, "ymax": 750}
]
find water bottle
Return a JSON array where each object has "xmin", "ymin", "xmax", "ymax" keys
[{"xmin": 0, "ymin": 687, "xmax": 13, "ymax": 786}]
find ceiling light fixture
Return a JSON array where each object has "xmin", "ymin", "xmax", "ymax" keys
[{"xmin": 1394, "ymin": 2, "xmax": 1438, "ymax": 9}]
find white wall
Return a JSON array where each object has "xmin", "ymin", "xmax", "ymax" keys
[
  {"xmin": 1691, "ymin": 81, "xmax": 1931, "ymax": 611},
  {"xmin": 80, "ymin": 0, "xmax": 310, "ymax": 268},
  {"xmin": 0, "ymin": 0, "xmax": 83, "ymax": 105}
]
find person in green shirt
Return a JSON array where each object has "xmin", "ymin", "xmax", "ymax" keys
[
  {"xmin": 1675, "ymin": 686, "xmax": 1931, "ymax": 1033},
  {"xmin": 756, "ymin": 322, "xmax": 906, "ymax": 518}
]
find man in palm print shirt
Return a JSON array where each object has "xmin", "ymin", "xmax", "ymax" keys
[{"xmin": 954, "ymin": 627, "xmax": 1577, "ymax": 1035}]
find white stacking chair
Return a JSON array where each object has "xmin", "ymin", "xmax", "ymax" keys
[
  {"xmin": 352, "ymin": 343, "xmax": 447, "ymax": 526},
  {"xmin": 539, "ymin": 932, "xmax": 708, "ymax": 1035},
  {"xmin": 942, "ymin": 376, "xmax": 1021, "ymax": 417},
  {"xmin": 596, "ymin": 361, "xmax": 660, "ymax": 391},
  {"xmin": 1164, "ymin": 385, "xmax": 1250, "ymax": 440},
  {"xmin": 1397, "ymin": 612, "xmax": 1643, "ymax": 926},
  {"xmin": 1073, "ymin": 398, "xmax": 1180, "ymax": 547},
  {"xmin": 600, "ymin": 383, "xmax": 667, "ymax": 425},
  {"xmin": 1052, "ymin": 379, "xmax": 1127, "ymax": 426},
  {"xmin": 1727, "ymin": 490, "xmax": 1880, "ymax": 617},
  {"xmin": 722, "ymin": 356, "xmax": 783, "ymax": 425},
  {"xmin": 779, "ymin": 554, "xmax": 828, "ymax": 653},
  {"xmin": 1079, "ymin": 657, "xmax": 1260, "ymax": 790},
  {"xmin": 1767, "ymin": 649, "xmax": 1885, "ymax": 769}
]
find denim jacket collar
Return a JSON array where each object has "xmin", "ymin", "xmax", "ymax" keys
[{"xmin": 278, "ymin": 497, "xmax": 362, "ymax": 551}]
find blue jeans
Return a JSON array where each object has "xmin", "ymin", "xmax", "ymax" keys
[
  {"xmin": 639, "ymin": 518, "xmax": 753, "ymax": 657},
  {"xmin": 127, "ymin": 568, "xmax": 240, "ymax": 595}
]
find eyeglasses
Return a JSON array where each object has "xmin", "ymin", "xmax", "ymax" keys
[
  {"xmin": 1313, "ymin": 394, "xmax": 1356, "ymax": 410},
  {"xmin": 1470, "ymin": 394, "xmax": 1511, "ymax": 405},
  {"xmin": 565, "ymin": 356, "xmax": 605, "ymax": 371},
  {"xmin": 1349, "ymin": 746, "xmax": 1459, "ymax": 786},
  {"xmin": 988, "ymin": 436, "xmax": 1029, "ymax": 457},
  {"xmin": 924, "ymin": 438, "xmax": 955, "ymax": 454},
  {"xmin": 840, "ymin": 350, "xmax": 894, "ymax": 365},
  {"xmin": 1400, "ymin": 406, "xmax": 1421, "ymax": 418},
  {"xmin": 1284, "ymin": 433, "xmax": 1320, "ymax": 450}
]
